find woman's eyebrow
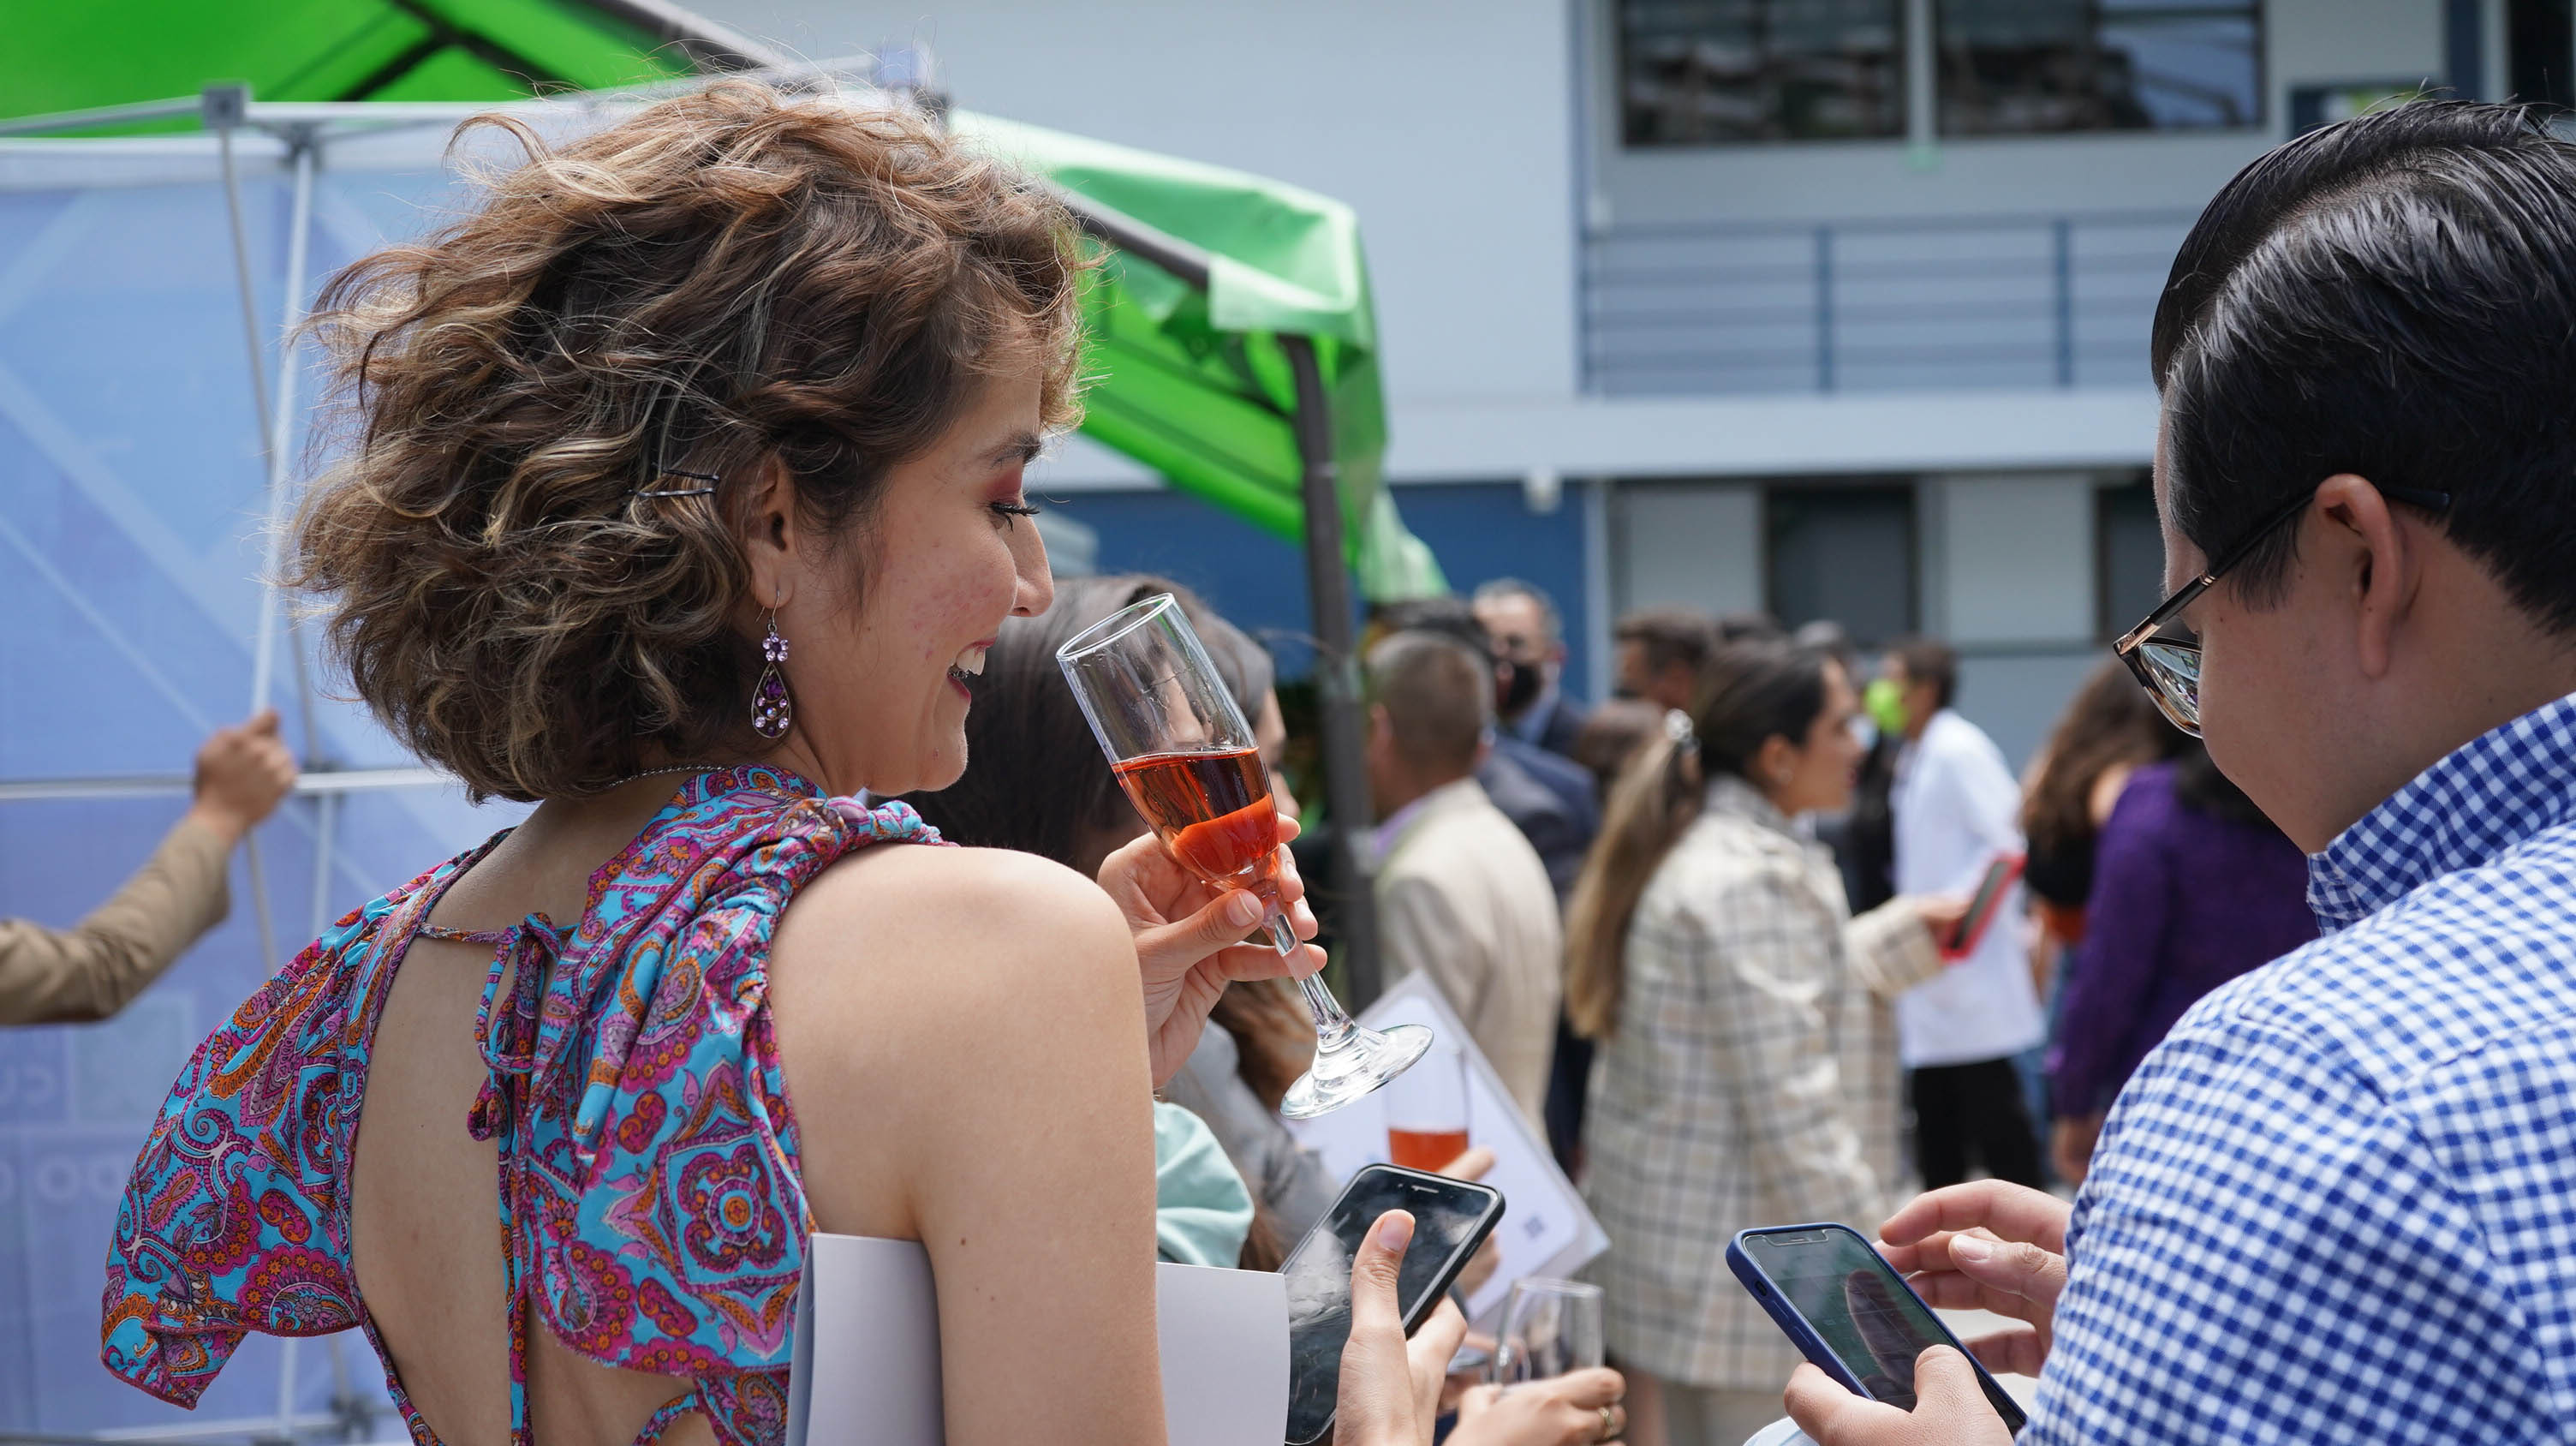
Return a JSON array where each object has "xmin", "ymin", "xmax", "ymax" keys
[{"xmin": 985, "ymin": 430, "xmax": 1045, "ymax": 467}]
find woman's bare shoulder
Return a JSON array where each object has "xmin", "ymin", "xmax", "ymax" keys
[
  {"xmin": 763, "ymin": 843, "xmax": 1151, "ymax": 1240},
  {"xmin": 772, "ymin": 843, "xmax": 1131, "ymax": 1010}
]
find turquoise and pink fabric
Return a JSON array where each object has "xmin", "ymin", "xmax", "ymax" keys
[{"xmin": 98, "ymin": 768, "xmax": 937, "ymax": 1446}]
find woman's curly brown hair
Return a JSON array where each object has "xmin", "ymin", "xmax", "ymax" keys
[{"xmin": 291, "ymin": 81, "xmax": 1087, "ymax": 802}]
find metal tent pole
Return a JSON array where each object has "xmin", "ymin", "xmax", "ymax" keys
[
  {"xmin": 1281, "ymin": 335, "xmax": 1382, "ymax": 1006},
  {"xmin": 209, "ymin": 85, "xmax": 284, "ymax": 990}
]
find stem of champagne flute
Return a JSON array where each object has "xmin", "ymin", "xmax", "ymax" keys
[
  {"xmin": 1261, "ymin": 909, "xmax": 1356, "ymax": 1051},
  {"xmin": 1296, "ymin": 971, "xmax": 1357, "ymax": 1053}
]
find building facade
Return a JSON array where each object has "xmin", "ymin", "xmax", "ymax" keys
[{"xmin": 694, "ymin": 0, "xmax": 2552, "ymax": 763}]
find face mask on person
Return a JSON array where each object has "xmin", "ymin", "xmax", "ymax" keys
[{"xmin": 1864, "ymin": 677, "xmax": 1908, "ymax": 737}]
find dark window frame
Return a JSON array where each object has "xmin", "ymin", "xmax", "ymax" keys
[
  {"xmin": 1610, "ymin": 0, "xmax": 2269, "ymax": 149},
  {"xmin": 2093, "ymin": 470, "xmax": 2162, "ymax": 642},
  {"xmin": 1934, "ymin": 0, "xmax": 2269, "ymax": 137},
  {"xmin": 1762, "ymin": 477, "xmax": 1921, "ymax": 647},
  {"xmin": 1616, "ymin": 0, "xmax": 1912, "ymax": 147}
]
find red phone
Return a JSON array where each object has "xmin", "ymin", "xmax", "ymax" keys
[{"xmin": 1940, "ymin": 852, "xmax": 2024, "ymax": 960}]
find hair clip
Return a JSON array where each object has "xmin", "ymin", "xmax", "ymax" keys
[
  {"xmin": 1664, "ymin": 708, "xmax": 1699, "ymax": 753},
  {"xmin": 633, "ymin": 468, "xmax": 721, "ymax": 499}
]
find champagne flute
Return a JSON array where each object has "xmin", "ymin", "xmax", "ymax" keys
[
  {"xmin": 1490, "ymin": 1278, "xmax": 1605, "ymax": 1387},
  {"xmin": 1058, "ymin": 592, "xmax": 1432, "ymax": 1118}
]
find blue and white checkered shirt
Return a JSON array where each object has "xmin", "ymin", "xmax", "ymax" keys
[{"xmin": 2026, "ymin": 692, "xmax": 2576, "ymax": 1443}]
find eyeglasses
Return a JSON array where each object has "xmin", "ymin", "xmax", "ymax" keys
[{"xmin": 2114, "ymin": 483, "xmax": 2451, "ymax": 736}]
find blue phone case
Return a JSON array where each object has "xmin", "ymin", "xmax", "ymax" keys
[{"xmin": 1726, "ymin": 1222, "xmax": 2026, "ymax": 1431}]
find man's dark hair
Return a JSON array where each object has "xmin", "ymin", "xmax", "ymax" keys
[
  {"xmin": 1471, "ymin": 577, "xmax": 1563, "ymax": 645},
  {"xmin": 1374, "ymin": 596, "xmax": 1497, "ymax": 664},
  {"xmin": 1714, "ymin": 611, "xmax": 1786, "ymax": 644},
  {"xmin": 2153, "ymin": 100, "xmax": 2576, "ymax": 631},
  {"xmin": 1886, "ymin": 636, "xmax": 1959, "ymax": 710},
  {"xmin": 1614, "ymin": 606, "xmax": 1717, "ymax": 678}
]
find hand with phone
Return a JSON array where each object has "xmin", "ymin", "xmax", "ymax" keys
[
  {"xmin": 1772, "ymin": 1182, "xmax": 2072, "ymax": 1446},
  {"xmin": 1872, "ymin": 1180, "xmax": 2071, "ymax": 1380},
  {"xmin": 1287, "ymin": 1164, "xmax": 1506, "ymax": 1446},
  {"xmin": 1333, "ymin": 1208, "xmax": 1470, "ymax": 1446}
]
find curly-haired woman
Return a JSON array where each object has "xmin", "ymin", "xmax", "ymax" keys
[{"xmin": 97, "ymin": 84, "xmax": 1461, "ymax": 1446}]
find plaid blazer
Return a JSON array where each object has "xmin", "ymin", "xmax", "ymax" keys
[{"xmin": 1584, "ymin": 774, "xmax": 1941, "ymax": 1389}]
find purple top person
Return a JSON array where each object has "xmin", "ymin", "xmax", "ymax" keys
[{"xmin": 2048, "ymin": 759, "xmax": 2317, "ymax": 1118}]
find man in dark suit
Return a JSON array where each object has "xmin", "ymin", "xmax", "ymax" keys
[{"xmin": 1472, "ymin": 579, "xmax": 1587, "ymax": 762}]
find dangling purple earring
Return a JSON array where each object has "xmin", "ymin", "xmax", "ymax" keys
[{"xmin": 753, "ymin": 609, "xmax": 793, "ymax": 741}]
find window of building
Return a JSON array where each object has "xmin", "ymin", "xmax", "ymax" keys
[
  {"xmin": 1619, "ymin": 0, "xmax": 1908, "ymax": 146},
  {"xmin": 1937, "ymin": 0, "xmax": 2263, "ymax": 135},
  {"xmin": 1767, "ymin": 482, "xmax": 1917, "ymax": 645},
  {"xmin": 2095, "ymin": 474, "xmax": 2162, "ymax": 640}
]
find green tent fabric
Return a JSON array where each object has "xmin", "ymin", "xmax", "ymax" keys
[
  {"xmin": 961, "ymin": 113, "xmax": 1444, "ymax": 601},
  {"xmin": 0, "ymin": 0, "xmax": 745, "ymax": 122},
  {"xmin": 1, "ymin": 4, "xmax": 1445, "ymax": 600}
]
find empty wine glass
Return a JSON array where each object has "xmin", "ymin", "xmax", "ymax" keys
[
  {"xmin": 1058, "ymin": 593, "xmax": 1431, "ymax": 1117},
  {"xmin": 1491, "ymin": 1278, "xmax": 1605, "ymax": 1387}
]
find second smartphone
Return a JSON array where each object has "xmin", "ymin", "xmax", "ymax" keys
[
  {"xmin": 1728, "ymin": 1222, "xmax": 2027, "ymax": 1435},
  {"xmin": 1282, "ymin": 1163, "xmax": 1506, "ymax": 1446}
]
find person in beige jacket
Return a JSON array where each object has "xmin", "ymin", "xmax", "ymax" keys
[
  {"xmin": 1364, "ymin": 630, "xmax": 1563, "ymax": 1127},
  {"xmin": 1565, "ymin": 640, "xmax": 1965, "ymax": 1446},
  {"xmin": 2, "ymin": 711, "xmax": 297, "ymax": 1025}
]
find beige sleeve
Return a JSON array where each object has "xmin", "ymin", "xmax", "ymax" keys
[
  {"xmin": 0, "ymin": 816, "xmax": 232, "ymax": 1025},
  {"xmin": 1844, "ymin": 896, "xmax": 1945, "ymax": 1001}
]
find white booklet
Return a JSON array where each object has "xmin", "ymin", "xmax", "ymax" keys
[
  {"xmin": 1284, "ymin": 972, "xmax": 1610, "ymax": 1324},
  {"xmin": 784, "ymin": 1234, "xmax": 1290, "ymax": 1445}
]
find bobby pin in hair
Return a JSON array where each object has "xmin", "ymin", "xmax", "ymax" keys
[{"xmin": 633, "ymin": 469, "xmax": 722, "ymax": 499}]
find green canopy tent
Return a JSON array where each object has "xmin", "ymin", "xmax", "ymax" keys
[{"xmin": 0, "ymin": 13, "xmax": 1440, "ymax": 1002}]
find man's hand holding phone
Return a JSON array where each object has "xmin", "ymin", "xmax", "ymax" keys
[{"xmin": 1781, "ymin": 1181, "xmax": 2072, "ymax": 1446}]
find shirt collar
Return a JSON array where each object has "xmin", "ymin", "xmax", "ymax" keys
[
  {"xmin": 1368, "ymin": 776, "xmax": 1479, "ymax": 864},
  {"xmin": 1702, "ymin": 771, "xmax": 1793, "ymax": 838},
  {"xmin": 2309, "ymin": 691, "xmax": 2576, "ymax": 931}
]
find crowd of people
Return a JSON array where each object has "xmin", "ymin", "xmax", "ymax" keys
[{"xmin": 16, "ymin": 79, "xmax": 2576, "ymax": 1446}]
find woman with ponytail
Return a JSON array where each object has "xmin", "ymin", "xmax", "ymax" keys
[{"xmin": 1570, "ymin": 640, "xmax": 1964, "ymax": 1446}]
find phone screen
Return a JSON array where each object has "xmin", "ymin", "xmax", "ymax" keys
[
  {"xmin": 1948, "ymin": 855, "xmax": 2018, "ymax": 951},
  {"xmin": 1741, "ymin": 1228, "xmax": 2025, "ymax": 1430},
  {"xmin": 1282, "ymin": 1166, "xmax": 1501, "ymax": 1445}
]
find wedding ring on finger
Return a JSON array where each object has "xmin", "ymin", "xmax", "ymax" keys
[{"xmin": 1596, "ymin": 1402, "xmax": 1622, "ymax": 1441}]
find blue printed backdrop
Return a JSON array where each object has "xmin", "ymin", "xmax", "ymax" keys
[{"xmin": 0, "ymin": 149, "xmax": 523, "ymax": 1437}]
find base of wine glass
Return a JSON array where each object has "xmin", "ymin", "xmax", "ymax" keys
[{"xmin": 1279, "ymin": 1021, "xmax": 1434, "ymax": 1119}]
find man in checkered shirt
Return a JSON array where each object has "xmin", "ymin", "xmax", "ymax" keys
[{"xmin": 1791, "ymin": 101, "xmax": 2576, "ymax": 1445}]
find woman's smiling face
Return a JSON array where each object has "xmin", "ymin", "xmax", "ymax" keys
[{"xmin": 753, "ymin": 363, "xmax": 1058, "ymax": 797}]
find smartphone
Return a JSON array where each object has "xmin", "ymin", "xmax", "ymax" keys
[
  {"xmin": 1941, "ymin": 852, "xmax": 2025, "ymax": 959},
  {"xmin": 1282, "ymin": 1164, "xmax": 1505, "ymax": 1446},
  {"xmin": 1728, "ymin": 1223, "xmax": 2026, "ymax": 1434}
]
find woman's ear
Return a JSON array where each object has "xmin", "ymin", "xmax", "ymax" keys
[
  {"xmin": 1751, "ymin": 732, "xmax": 1798, "ymax": 792},
  {"xmin": 736, "ymin": 457, "xmax": 802, "ymax": 611}
]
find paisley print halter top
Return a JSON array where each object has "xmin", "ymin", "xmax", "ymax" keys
[{"xmin": 99, "ymin": 767, "xmax": 940, "ymax": 1445}]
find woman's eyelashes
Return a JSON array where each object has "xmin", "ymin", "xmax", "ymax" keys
[{"xmin": 990, "ymin": 499, "xmax": 1042, "ymax": 527}]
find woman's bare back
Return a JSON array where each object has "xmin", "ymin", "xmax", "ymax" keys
[{"xmin": 352, "ymin": 781, "xmax": 730, "ymax": 1446}]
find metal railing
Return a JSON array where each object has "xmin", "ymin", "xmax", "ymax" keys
[{"xmin": 1582, "ymin": 209, "xmax": 2197, "ymax": 396}]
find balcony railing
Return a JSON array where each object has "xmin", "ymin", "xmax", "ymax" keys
[{"xmin": 1582, "ymin": 210, "xmax": 2197, "ymax": 396}]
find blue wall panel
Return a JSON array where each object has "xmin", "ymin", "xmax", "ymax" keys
[{"xmin": 1046, "ymin": 480, "xmax": 1596, "ymax": 707}]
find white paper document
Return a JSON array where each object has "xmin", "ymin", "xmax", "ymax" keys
[
  {"xmin": 785, "ymin": 1234, "xmax": 1289, "ymax": 1446},
  {"xmin": 1284, "ymin": 973, "xmax": 1610, "ymax": 1322}
]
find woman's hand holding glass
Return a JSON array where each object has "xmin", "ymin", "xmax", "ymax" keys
[{"xmin": 1095, "ymin": 816, "xmax": 1325, "ymax": 1088}]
